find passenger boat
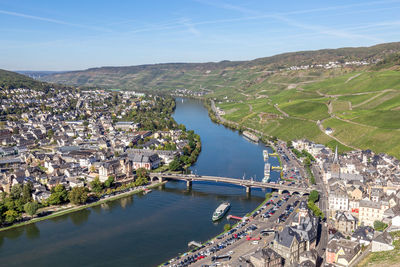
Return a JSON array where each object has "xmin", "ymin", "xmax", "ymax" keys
[
  {"xmin": 263, "ymin": 150, "xmax": 269, "ymax": 161},
  {"xmin": 242, "ymin": 131, "xmax": 259, "ymax": 143},
  {"xmin": 212, "ymin": 202, "xmax": 231, "ymax": 221},
  {"xmin": 262, "ymin": 163, "xmax": 271, "ymax": 183}
]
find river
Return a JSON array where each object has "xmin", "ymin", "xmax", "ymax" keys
[{"xmin": 0, "ymin": 98, "xmax": 280, "ymax": 267}]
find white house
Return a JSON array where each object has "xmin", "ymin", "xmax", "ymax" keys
[{"xmin": 371, "ymin": 232, "xmax": 394, "ymax": 252}]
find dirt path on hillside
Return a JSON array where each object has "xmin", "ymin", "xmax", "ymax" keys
[
  {"xmin": 273, "ymin": 104, "xmax": 289, "ymax": 117},
  {"xmin": 345, "ymin": 73, "xmax": 362, "ymax": 83}
]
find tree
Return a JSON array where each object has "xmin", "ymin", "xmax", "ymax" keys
[
  {"xmin": 374, "ymin": 220, "xmax": 388, "ymax": 231},
  {"xmin": 22, "ymin": 182, "xmax": 33, "ymax": 204},
  {"xmin": 90, "ymin": 165, "xmax": 96, "ymax": 173},
  {"xmin": 287, "ymin": 140, "xmax": 293, "ymax": 148},
  {"xmin": 47, "ymin": 184, "xmax": 68, "ymax": 205},
  {"xmin": 90, "ymin": 177, "xmax": 103, "ymax": 193},
  {"xmin": 4, "ymin": 209, "xmax": 19, "ymax": 223},
  {"xmin": 303, "ymin": 157, "xmax": 311, "ymax": 166},
  {"xmin": 47, "ymin": 129, "xmax": 54, "ymax": 139},
  {"xmin": 136, "ymin": 168, "xmax": 149, "ymax": 180},
  {"xmin": 178, "ymin": 124, "xmax": 186, "ymax": 131},
  {"xmin": 24, "ymin": 202, "xmax": 39, "ymax": 216},
  {"xmin": 104, "ymin": 176, "xmax": 114, "ymax": 188},
  {"xmin": 10, "ymin": 184, "xmax": 22, "ymax": 200},
  {"xmin": 68, "ymin": 187, "xmax": 88, "ymax": 205},
  {"xmin": 224, "ymin": 224, "xmax": 232, "ymax": 232},
  {"xmin": 265, "ymin": 193, "xmax": 273, "ymax": 200},
  {"xmin": 308, "ymin": 190, "xmax": 319, "ymax": 203},
  {"xmin": 135, "ymin": 168, "xmax": 149, "ymax": 186},
  {"xmin": 169, "ymin": 158, "xmax": 181, "ymax": 171}
]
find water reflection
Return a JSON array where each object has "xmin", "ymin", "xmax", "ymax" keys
[
  {"xmin": 25, "ymin": 224, "xmax": 40, "ymax": 240},
  {"xmin": 1, "ymin": 226, "xmax": 24, "ymax": 240},
  {"xmin": 69, "ymin": 209, "xmax": 91, "ymax": 226},
  {"xmin": 91, "ymin": 204, "xmax": 103, "ymax": 215},
  {"xmin": 49, "ymin": 214, "xmax": 69, "ymax": 224},
  {"xmin": 120, "ymin": 196, "xmax": 133, "ymax": 209}
]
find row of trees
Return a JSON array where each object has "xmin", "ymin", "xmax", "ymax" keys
[
  {"xmin": 0, "ymin": 169, "xmax": 151, "ymax": 226},
  {"xmin": 0, "ymin": 183, "xmax": 36, "ymax": 224},
  {"xmin": 307, "ymin": 190, "xmax": 324, "ymax": 219}
]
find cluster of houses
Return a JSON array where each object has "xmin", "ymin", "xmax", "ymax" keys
[
  {"xmin": 246, "ymin": 201, "xmax": 320, "ymax": 267},
  {"xmin": 286, "ymin": 61, "xmax": 369, "ymax": 71},
  {"xmin": 0, "ymin": 88, "xmax": 189, "ymax": 203},
  {"xmin": 293, "ymin": 139, "xmax": 400, "ymax": 266}
]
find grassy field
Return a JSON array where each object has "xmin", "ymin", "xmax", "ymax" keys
[
  {"xmin": 358, "ymin": 232, "xmax": 400, "ymax": 267},
  {"xmin": 279, "ymin": 100, "xmax": 329, "ymax": 121}
]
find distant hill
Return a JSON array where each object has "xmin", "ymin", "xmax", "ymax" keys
[
  {"xmin": 16, "ymin": 70, "xmax": 67, "ymax": 80},
  {"xmin": 41, "ymin": 42, "xmax": 400, "ymax": 91},
  {"xmin": 0, "ymin": 69, "xmax": 74, "ymax": 91}
]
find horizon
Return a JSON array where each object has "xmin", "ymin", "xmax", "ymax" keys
[
  {"xmin": 2, "ymin": 0, "xmax": 400, "ymax": 71},
  {"xmin": 11, "ymin": 41, "xmax": 399, "ymax": 72}
]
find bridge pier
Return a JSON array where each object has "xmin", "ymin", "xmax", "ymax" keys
[
  {"xmin": 186, "ymin": 180, "xmax": 192, "ymax": 189},
  {"xmin": 278, "ymin": 189, "xmax": 282, "ymax": 195},
  {"xmin": 245, "ymin": 186, "xmax": 251, "ymax": 194}
]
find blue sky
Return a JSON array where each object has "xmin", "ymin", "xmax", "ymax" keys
[{"xmin": 1, "ymin": 0, "xmax": 400, "ymax": 71}]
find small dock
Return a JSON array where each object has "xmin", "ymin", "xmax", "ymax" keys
[
  {"xmin": 227, "ymin": 215, "xmax": 243, "ymax": 221},
  {"xmin": 271, "ymin": 166, "xmax": 282, "ymax": 170},
  {"xmin": 188, "ymin": 241, "xmax": 203, "ymax": 248}
]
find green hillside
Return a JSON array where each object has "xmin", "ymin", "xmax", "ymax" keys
[
  {"xmin": 40, "ymin": 42, "xmax": 400, "ymax": 158},
  {"xmin": 0, "ymin": 69, "xmax": 72, "ymax": 91}
]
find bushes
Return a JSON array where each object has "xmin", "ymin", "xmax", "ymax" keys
[
  {"xmin": 24, "ymin": 202, "xmax": 39, "ymax": 216},
  {"xmin": 308, "ymin": 201, "xmax": 324, "ymax": 219},
  {"xmin": 307, "ymin": 190, "xmax": 324, "ymax": 219},
  {"xmin": 374, "ymin": 220, "xmax": 388, "ymax": 231},
  {"xmin": 68, "ymin": 187, "xmax": 88, "ymax": 205},
  {"xmin": 306, "ymin": 165, "xmax": 316, "ymax": 185},
  {"xmin": 308, "ymin": 190, "xmax": 319, "ymax": 203}
]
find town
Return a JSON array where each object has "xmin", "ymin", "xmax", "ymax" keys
[
  {"xmin": 0, "ymin": 87, "xmax": 201, "ymax": 226},
  {"xmin": 160, "ymin": 137, "xmax": 400, "ymax": 267}
]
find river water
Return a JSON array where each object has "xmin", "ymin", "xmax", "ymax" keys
[{"xmin": 0, "ymin": 98, "xmax": 280, "ymax": 267}]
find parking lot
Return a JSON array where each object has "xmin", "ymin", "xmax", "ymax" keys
[{"xmin": 162, "ymin": 192, "xmax": 305, "ymax": 267}]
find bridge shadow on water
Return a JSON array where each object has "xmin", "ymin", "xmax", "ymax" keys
[{"xmin": 158, "ymin": 180, "xmax": 266, "ymax": 202}]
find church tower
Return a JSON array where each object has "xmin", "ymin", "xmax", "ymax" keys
[{"xmin": 331, "ymin": 145, "xmax": 340, "ymax": 177}]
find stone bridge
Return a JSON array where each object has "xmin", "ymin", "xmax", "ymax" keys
[{"xmin": 149, "ymin": 173, "xmax": 312, "ymax": 195}]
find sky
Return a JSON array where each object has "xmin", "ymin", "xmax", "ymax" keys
[{"xmin": 1, "ymin": 0, "xmax": 400, "ymax": 71}]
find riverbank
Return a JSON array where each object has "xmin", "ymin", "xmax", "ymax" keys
[
  {"xmin": 0, "ymin": 181, "xmax": 167, "ymax": 233},
  {"xmin": 159, "ymin": 193, "xmax": 274, "ymax": 267},
  {"xmin": 204, "ymin": 99, "xmax": 278, "ymax": 148}
]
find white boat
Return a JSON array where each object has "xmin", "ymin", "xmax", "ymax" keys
[
  {"xmin": 242, "ymin": 131, "xmax": 259, "ymax": 142},
  {"xmin": 263, "ymin": 150, "xmax": 269, "ymax": 161},
  {"xmin": 212, "ymin": 202, "xmax": 231, "ymax": 221},
  {"xmin": 263, "ymin": 163, "xmax": 271, "ymax": 183}
]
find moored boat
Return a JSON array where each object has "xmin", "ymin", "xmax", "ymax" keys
[
  {"xmin": 212, "ymin": 202, "xmax": 231, "ymax": 221},
  {"xmin": 263, "ymin": 150, "xmax": 269, "ymax": 161}
]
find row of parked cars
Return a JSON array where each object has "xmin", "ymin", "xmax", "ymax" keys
[
  {"xmin": 261, "ymin": 194, "xmax": 292, "ymax": 219},
  {"xmin": 277, "ymin": 199, "xmax": 300, "ymax": 223},
  {"xmin": 165, "ymin": 220, "xmax": 258, "ymax": 267},
  {"xmin": 164, "ymin": 194, "xmax": 283, "ymax": 267}
]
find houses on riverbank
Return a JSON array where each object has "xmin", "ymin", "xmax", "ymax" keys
[{"xmin": 0, "ymin": 87, "xmax": 196, "ymax": 225}]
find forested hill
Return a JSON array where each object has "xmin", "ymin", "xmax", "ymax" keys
[
  {"xmin": 0, "ymin": 69, "xmax": 73, "ymax": 91},
  {"xmin": 40, "ymin": 42, "xmax": 400, "ymax": 91}
]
